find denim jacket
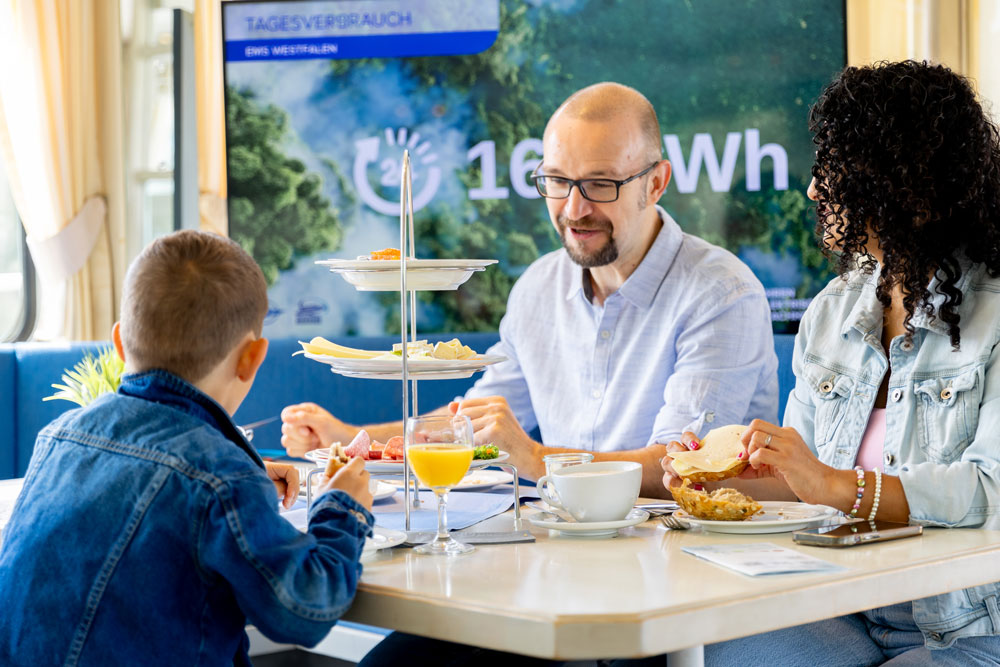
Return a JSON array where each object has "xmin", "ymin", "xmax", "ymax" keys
[
  {"xmin": 0, "ymin": 370, "xmax": 374, "ymax": 666},
  {"xmin": 785, "ymin": 262, "xmax": 1000, "ymax": 648}
]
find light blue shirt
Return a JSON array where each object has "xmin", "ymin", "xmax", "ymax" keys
[
  {"xmin": 465, "ymin": 206, "xmax": 778, "ymax": 451},
  {"xmin": 784, "ymin": 259, "xmax": 1000, "ymax": 645}
]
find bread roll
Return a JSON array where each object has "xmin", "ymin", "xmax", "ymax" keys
[
  {"xmin": 667, "ymin": 424, "xmax": 749, "ymax": 482},
  {"xmin": 670, "ymin": 478, "xmax": 762, "ymax": 521},
  {"xmin": 324, "ymin": 442, "xmax": 350, "ymax": 475}
]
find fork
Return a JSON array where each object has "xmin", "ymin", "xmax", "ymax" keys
[{"xmin": 660, "ymin": 514, "xmax": 690, "ymax": 530}]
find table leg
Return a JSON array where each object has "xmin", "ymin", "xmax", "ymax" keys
[{"xmin": 666, "ymin": 645, "xmax": 704, "ymax": 667}]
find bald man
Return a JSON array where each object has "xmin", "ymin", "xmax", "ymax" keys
[{"xmin": 282, "ymin": 83, "xmax": 777, "ymax": 499}]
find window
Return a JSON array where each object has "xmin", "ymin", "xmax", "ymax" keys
[
  {"xmin": 122, "ymin": 0, "xmax": 193, "ymax": 259},
  {"xmin": 0, "ymin": 158, "xmax": 33, "ymax": 341}
]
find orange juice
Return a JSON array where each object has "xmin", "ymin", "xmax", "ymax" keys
[{"xmin": 407, "ymin": 443, "xmax": 474, "ymax": 489}]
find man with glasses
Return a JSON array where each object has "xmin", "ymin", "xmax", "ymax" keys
[{"xmin": 282, "ymin": 82, "xmax": 777, "ymax": 502}]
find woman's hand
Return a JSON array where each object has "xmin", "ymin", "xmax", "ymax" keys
[
  {"xmin": 265, "ymin": 462, "xmax": 301, "ymax": 510},
  {"xmin": 741, "ymin": 419, "xmax": 836, "ymax": 504},
  {"xmin": 319, "ymin": 456, "xmax": 373, "ymax": 511},
  {"xmin": 660, "ymin": 431, "xmax": 700, "ymax": 491},
  {"xmin": 280, "ymin": 402, "xmax": 354, "ymax": 457}
]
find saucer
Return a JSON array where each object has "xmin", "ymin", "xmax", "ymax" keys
[{"xmin": 527, "ymin": 509, "xmax": 650, "ymax": 537}]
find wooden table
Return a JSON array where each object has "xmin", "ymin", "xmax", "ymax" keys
[{"xmin": 345, "ymin": 507, "xmax": 1000, "ymax": 664}]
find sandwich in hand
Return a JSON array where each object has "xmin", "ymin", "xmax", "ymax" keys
[
  {"xmin": 324, "ymin": 442, "xmax": 351, "ymax": 476},
  {"xmin": 667, "ymin": 424, "xmax": 749, "ymax": 482}
]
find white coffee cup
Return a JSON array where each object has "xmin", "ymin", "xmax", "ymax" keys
[{"xmin": 535, "ymin": 461, "xmax": 642, "ymax": 522}]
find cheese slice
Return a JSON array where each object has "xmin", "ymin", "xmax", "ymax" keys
[
  {"xmin": 668, "ymin": 424, "xmax": 747, "ymax": 476},
  {"xmin": 298, "ymin": 337, "xmax": 381, "ymax": 359}
]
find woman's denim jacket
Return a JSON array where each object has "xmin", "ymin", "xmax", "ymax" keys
[
  {"xmin": 0, "ymin": 370, "xmax": 374, "ymax": 666},
  {"xmin": 785, "ymin": 262, "xmax": 1000, "ymax": 648}
]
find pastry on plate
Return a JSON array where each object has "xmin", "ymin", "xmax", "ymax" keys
[{"xmin": 669, "ymin": 478, "xmax": 762, "ymax": 521}]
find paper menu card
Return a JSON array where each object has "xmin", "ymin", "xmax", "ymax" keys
[{"xmin": 682, "ymin": 542, "xmax": 845, "ymax": 576}]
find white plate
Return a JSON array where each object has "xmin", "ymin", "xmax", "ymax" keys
[
  {"xmin": 527, "ymin": 509, "xmax": 651, "ymax": 537},
  {"xmin": 331, "ymin": 368, "xmax": 480, "ymax": 381},
  {"xmin": 302, "ymin": 352, "xmax": 506, "ymax": 381},
  {"xmin": 372, "ymin": 480, "xmax": 397, "ymax": 501},
  {"xmin": 297, "ymin": 475, "xmax": 396, "ymax": 502},
  {"xmin": 675, "ymin": 501, "xmax": 839, "ymax": 534},
  {"xmin": 316, "ymin": 258, "xmax": 498, "ymax": 292},
  {"xmin": 384, "ymin": 469, "xmax": 514, "ymax": 491},
  {"xmin": 363, "ymin": 526, "xmax": 408, "ymax": 553},
  {"xmin": 304, "ymin": 352, "xmax": 506, "ymax": 372},
  {"xmin": 304, "ymin": 449, "xmax": 510, "ymax": 473}
]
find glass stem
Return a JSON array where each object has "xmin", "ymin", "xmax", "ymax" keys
[{"xmin": 436, "ymin": 489, "xmax": 450, "ymax": 541}]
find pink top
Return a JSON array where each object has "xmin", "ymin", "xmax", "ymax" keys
[{"xmin": 855, "ymin": 408, "xmax": 886, "ymax": 471}]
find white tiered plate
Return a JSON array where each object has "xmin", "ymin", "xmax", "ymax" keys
[
  {"xmin": 316, "ymin": 258, "xmax": 498, "ymax": 291},
  {"xmin": 304, "ymin": 449, "xmax": 509, "ymax": 473},
  {"xmin": 303, "ymin": 352, "xmax": 506, "ymax": 381}
]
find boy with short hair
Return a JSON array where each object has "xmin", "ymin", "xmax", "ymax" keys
[{"xmin": 0, "ymin": 230, "xmax": 374, "ymax": 666}]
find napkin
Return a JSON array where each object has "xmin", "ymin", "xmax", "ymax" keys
[
  {"xmin": 280, "ymin": 490, "xmax": 518, "ymax": 534},
  {"xmin": 682, "ymin": 542, "xmax": 846, "ymax": 576},
  {"xmin": 372, "ymin": 490, "xmax": 516, "ymax": 533}
]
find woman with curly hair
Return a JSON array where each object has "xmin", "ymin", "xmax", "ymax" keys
[{"xmin": 663, "ymin": 60, "xmax": 1000, "ymax": 665}]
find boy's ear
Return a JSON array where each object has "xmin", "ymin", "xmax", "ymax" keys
[
  {"xmin": 112, "ymin": 322, "xmax": 126, "ymax": 363},
  {"xmin": 236, "ymin": 337, "xmax": 269, "ymax": 383}
]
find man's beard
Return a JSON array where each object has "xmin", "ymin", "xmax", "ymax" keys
[{"xmin": 556, "ymin": 213, "xmax": 619, "ymax": 268}]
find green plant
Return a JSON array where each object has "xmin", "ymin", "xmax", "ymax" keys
[{"xmin": 44, "ymin": 346, "xmax": 125, "ymax": 407}]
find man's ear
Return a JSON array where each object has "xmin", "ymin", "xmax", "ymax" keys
[
  {"xmin": 112, "ymin": 322, "xmax": 126, "ymax": 363},
  {"xmin": 650, "ymin": 160, "xmax": 671, "ymax": 201},
  {"xmin": 236, "ymin": 337, "xmax": 269, "ymax": 383}
]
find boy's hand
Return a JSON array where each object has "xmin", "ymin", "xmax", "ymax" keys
[
  {"xmin": 265, "ymin": 462, "xmax": 301, "ymax": 510},
  {"xmin": 319, "ymin": 456, "xmax": 373, "ymax": 511}
]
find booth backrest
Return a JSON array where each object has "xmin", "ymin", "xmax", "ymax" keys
[{"xmin": 0, "ymin": 333, "xmax": 797, "ymax": 479}]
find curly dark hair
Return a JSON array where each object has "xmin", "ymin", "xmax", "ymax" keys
[{"xmin": 809, "ymin": 60, "xmax": 1000, "ymax": 348}]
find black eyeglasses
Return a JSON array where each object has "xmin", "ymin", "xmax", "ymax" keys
[{"xmin": 530, "ymin": 162, "xmax": 659, "ymax": 203}]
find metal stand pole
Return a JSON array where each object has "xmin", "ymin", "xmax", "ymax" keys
[
  {"xmin": 400, "ymin": 151, "xmax": 413, "ymax": 530},
  {"xmin": 493, "ymin": 463, "xmax": 522, "ymax": 527}
]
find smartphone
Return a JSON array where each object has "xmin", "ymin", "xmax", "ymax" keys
[{"xmin": 793, "ymin": 520, "xmax": 922, "ymax": 547}]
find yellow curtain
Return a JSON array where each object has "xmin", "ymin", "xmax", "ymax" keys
[
  {"xmin": 847, "ymin": 0, "xmax": 975, "ymax": 78},
  {"xmin": 195, "ymin": 0, "xmax": 228, "ymax": 236},
  {"xmin": 0, "ymin": 0, "xmax": 125, "ymax": 341}
]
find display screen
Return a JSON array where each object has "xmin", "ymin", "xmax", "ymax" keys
[{"xmin": 221, "ymin": 0, "xmax": 846, "ymax": 338}]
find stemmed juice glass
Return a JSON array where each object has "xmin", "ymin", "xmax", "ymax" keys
[{"xmin": 405, "ymin": 414, "xmax": 475, "ymax": 555}]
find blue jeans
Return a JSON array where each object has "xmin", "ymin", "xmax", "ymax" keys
[{"xmin": 705, "ymin": 601, "xmax": 1000, "ymax": 666}]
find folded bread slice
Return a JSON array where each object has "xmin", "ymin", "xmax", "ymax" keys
[{"xmin": 668, "ymin": 424, "xmax": 748, "ymax": 482}]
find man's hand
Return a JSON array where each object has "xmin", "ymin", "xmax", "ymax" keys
[
  {"xmin": 265, "ymin": 462, "xmax": 301, "ymax": 510},
  {"xmin": 280, "ymin": 402, "xmax": 354, "ymax": 457},
  {"xmin": 450, "ymin": 396, "xmax": 541, "ymax": 475},
  {"xmin": 319, "ymin": 456, "xmax": 373, "ymax": 511}
]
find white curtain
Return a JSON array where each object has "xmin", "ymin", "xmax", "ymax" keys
[{"xmin": 0, "ymin": 0, "xmax": 126, "ymax": 341}]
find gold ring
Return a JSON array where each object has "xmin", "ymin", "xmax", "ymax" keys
[{"xmin": 764, "ymin": 434, "xmax": 773, "ymax": 446}]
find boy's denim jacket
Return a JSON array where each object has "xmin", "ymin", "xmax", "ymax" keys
[
  {"xmin": 0, "ymin": 370, "xmax": 373, "ymax": 666},
  {"xmin": 785, "ymin": 261, "xmax": 1000, "ymax": 648}
]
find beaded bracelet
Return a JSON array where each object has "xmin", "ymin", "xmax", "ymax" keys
[
  {"xmin": 868, "ymin": 468, "xmax": 883, "ymax": 522},
  {"xmin": 850, "ymin": 465, "xmax": 866, "ymax": 518}
]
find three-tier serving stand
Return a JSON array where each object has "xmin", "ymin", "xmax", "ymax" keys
[{"xmin": 308, "ymin": 151, "xmax": 521, "ymax": 532}]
